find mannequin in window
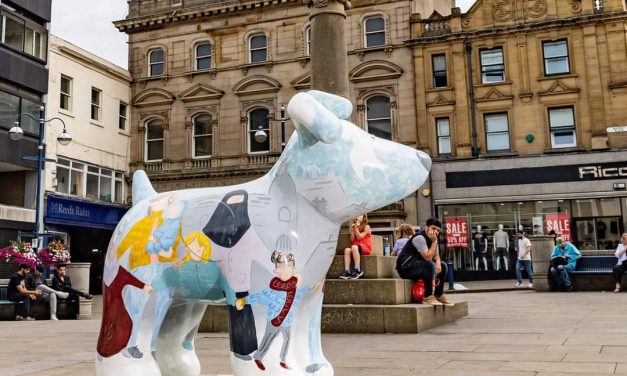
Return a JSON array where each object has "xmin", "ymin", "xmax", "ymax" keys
[
  {"xmin": 472, "ymin": 225, "xmax": 488, "ymax": 270},
  {"xmin": 493, "ymin": 224, "xmax": 509, "ymax": 271}
]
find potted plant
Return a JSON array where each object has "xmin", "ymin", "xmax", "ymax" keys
[
  {"xmin": 38, "ymin": 240, "xmax": 71, "ymax": 269},
  {"xmin": 0, "ymin": 241, "xmax": 37, "ymax": 269}
]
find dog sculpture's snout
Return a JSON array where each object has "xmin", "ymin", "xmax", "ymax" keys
[{"xmin": 416, "ymin": 150, "xmax": 432, "ymax": 171}]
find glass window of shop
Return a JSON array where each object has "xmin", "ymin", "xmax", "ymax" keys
[{"xmin": 438, "ymin": 199, "xmax": 627, "ymax": 272}]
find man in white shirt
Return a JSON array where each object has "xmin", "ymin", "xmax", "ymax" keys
[
  {"xmin": 515, "ymin": 230, "xmax": 533, "ymax": 288},
  {"xmin": 613, "ymin": 233, "xmax": 627, "ymax": 293}
]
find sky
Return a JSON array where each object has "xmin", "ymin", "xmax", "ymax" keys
[{"xmin": 51, "ymin": 0, "xmax": 477, "ymax": 70}]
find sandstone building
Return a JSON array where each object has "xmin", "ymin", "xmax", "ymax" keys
[
  {"xmin": 116, "ymin": 0, "xmax": 627, "ymax": 269},
  {"xmin": 409, "ymin": 0, "xmax": 627, "ymax": 272},
  {"xmin": 114, "ymin": 0, "xmax": 454, "ymax": 240}
]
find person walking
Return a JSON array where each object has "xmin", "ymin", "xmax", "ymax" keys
[
  {"xmin": 515, "ymin": 229, "xmax": 533, "ymax": 288},
  {"xmin": 612, "ymin": 233, "xmax": 627, "ymax": 293}
]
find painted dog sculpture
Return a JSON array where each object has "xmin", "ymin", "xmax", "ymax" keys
[{"xmin": 95, "ymin": 90, "xmax": 432, "ymax": 376}]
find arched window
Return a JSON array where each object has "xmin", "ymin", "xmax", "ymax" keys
[
  {"xmin": 148, "ymin": 49, "xmax": 164, "ymax": 76},
  {"xmin": 193, "ymin": 113, "xmax": 212, "ymax": 157},
  {"xmin": 365, "ymin": 96, "xmax": 391, "ymax": 140},
  {"xmin": 248, "ymin": 108, "xmax": 269, "ymax": 153},
  {"xmin": 364, "ymin": 17, "xmax": 385, "ymax": 48},
  {"xmin": 249, "ymin": 34, "xmax": 268, "ymax": 63},
  {"xmin": 195, "ymin": 42, "xmax": 212, "ymax": 70},
  {"xmin": 305, "ymin": 26, "xmax": 311, "ymax": 56},
  {"xmin": 145, "ymin": 118, "xmax": 164, "ymax": 161}
]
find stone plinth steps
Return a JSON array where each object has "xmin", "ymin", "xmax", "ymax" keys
[{"xmin": 200, "ymin": 255, "xmax": 467, "ymax": 334}]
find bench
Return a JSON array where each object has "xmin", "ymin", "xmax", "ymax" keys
[
  {"xmin": 0, "ymin": 285, "xmax": 79, "ymax": 320},
  {"xmin": 569, "ymin": 256, "xmax": 617, "ymax": 291}
]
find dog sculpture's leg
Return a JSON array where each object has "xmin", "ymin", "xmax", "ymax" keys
[{"xmin": 154, "ymin": 298, "xmax": 207, "ymax": 376}]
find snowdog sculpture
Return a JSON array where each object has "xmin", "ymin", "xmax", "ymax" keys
[{"xmin": 95, "ymin": 90, "xmax": 432, "ymax": 376}]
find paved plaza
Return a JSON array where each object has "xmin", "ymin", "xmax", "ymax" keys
[{"xmin": 2, "ymin": 289, "xmax": 627, "ymax": 375}]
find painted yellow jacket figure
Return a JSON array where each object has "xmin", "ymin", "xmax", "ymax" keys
[{"xmin": 117, "ymin": 210, "xmax": 181, "ymax": 269}]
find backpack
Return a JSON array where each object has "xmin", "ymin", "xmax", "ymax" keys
[{"xmin": 412, "ymin": 279, "xmax": 425, "ymax": 303}]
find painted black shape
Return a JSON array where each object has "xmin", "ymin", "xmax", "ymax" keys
[
  {"xmin": 202, "ymin": 190, "xmax": 250, "ymax": 248},
  {"xmin": 227, "ymin": 304, "xmax": 258, "ymax": 357}
]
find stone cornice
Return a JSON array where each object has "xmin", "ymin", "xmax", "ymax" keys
[
  {"xmin": 406, "ymin": 12, "xmax": 627, "ymax": 46},
  {"xmin": 115, "ymin": 0, "xmax": 299, "ymax": 33}
]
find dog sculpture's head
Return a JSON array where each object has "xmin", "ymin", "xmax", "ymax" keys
[{"xmin": 270, "ymin": 90, "xmax": 432, "ymax": 223}]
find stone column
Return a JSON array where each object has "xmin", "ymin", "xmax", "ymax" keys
[
  {"xmin": 306, "ymin": 0, "xmax": 351, "ymax": 98},
  {"xmin": 530, "ymin": 235, "xmax": 555, "ymax": 292}
]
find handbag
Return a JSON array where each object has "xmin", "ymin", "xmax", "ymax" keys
[
  {"xmin": 551, "ymin": 256, "xmax": 568, "ymax": 268},
  {"xmin": 412, "ymin": 279, "xmax": 425, "ymax": 303}
]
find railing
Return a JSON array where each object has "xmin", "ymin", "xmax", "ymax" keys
[
  {"xmin": 191, "ymin": 158, "xmax": 212, "ymax": 169},
  {"xmin": 129, "ymin": 0, "xmax": 245, "ymax": 17},
  {"xmin": 144, "ymin": 161, "xmax": 163, "ymax": 172}
]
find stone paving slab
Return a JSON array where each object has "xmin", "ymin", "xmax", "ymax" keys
[{"xmin": 3, "ymin": 290, "xmax": 627, "ymax": 375}]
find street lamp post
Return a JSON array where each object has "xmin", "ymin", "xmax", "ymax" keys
[
  {"xmin": 254, "ymin": 105, "xmax": 290, "ymax": 151},
  {"xmin": 9, "ymin": 105, "xmax": 72, "ymax": 249}
]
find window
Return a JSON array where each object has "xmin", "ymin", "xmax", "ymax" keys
[
  {"xmin": 0, "ymin": 90, "xmax": 39, "ymax": 135},
  {"xmin": 145, "ymin": 118, "xmax": 164, "ymax": 161},
  {"xmin": 24, "ymin": 25, "xmax": 46, "ymax": 59},
  {"xmin": 249, "ymin": 108, "xmax": 269, "ymax": 153},
  {"xmin": 119, "ymin": 102, "xmax": 127, "ymax": 130},
  {"xmin": 149, "ymin": 49, "xmax": 164, "ymax": 76},
  {"xmin": 193, "ymin": 113, "xmax": 212, "ymax": 157},
  {"xmin": 56, "ymin": 158, "xmax": 124, "ymax": 203},
  {"xmin": 436, "ymin": 118, "xmax": 451, "ymax": 155},
  {"xmin": 60, "ymin": 75, "xmax": 72, "ymax": 111},
  {"xmin": 249, "ymin": 34, "xmax": 267, "ymax": 63},
  {"xmin": 195, "ymin": 42, "xmax": 212, "ymax": 70},
  {"xmin": 2, "ymin": 12, "xmax": 25, "ymax": 51},
  {"xmin": 305, "ymin": 26, "xmax": 311, "ymax": 56},
  {"xmin": 543, "ymin": 40, "xmax": 570, "ymax": 76},
  {"xmin": 365, "ymin": 96, "xmax": 392, "ymax": 140},
  {"xmin": 548, "ymin": 107, "xmax": 577, "ymax": 148},
  {"xmin": 90, "ymin": 87, "xmax": 101, "ymax": 121},
  {"xmin": 480, "ymin": 48, "xmax": 505, "ymax": 83},
  {"xmin": 0, "ymin": 11, "xmax": 47, "ymax": 60},
  {"xmin": 364, "ymin": 17, "xmax": 385, "ymax": 48},
  {"xmin": 484, "ymin": 113, "xmax": 510, "ymax": 152},
  {"xmin": 432, "ymin": 54, "xmax": 447, "ymax": 88}
]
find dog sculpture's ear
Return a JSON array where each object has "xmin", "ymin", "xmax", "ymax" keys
[{"xmin": 287, "ymin": 91, "xmax": 352, "ymax": 148}]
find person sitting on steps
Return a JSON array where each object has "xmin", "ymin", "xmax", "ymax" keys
[
  {"xmin": 339, "ymin": 214, "xmax": 372, "ymax": 279},
  {"xmin": 395, "ymin": 217, "xmax": 453, "ymax": 306},
  {"xmin": 8, "ymin": 263, "xmax": 40, "ymax": 321}
]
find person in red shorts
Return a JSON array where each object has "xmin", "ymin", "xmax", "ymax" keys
[{"xmin": 339, "ymin": 214, "xmax": 372, "ymax": 279}]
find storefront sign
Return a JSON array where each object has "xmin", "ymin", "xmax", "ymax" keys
[
  {"xmin": 545, "ymin": 213, "xmax": 571, "ymax": 242},
  {"xmin": 444, "ymin": 216, "xmax": 468, "ymax": 248},
  {"xmin": 45, "ymin": 194, "xmax": 128, "ymax": 230},
  {"xmin": 447, "ymin": 160, "xmax": 627, "ymax": 188}
]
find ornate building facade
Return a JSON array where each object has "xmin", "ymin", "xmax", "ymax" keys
[
  {"xmin": 410, "ymin": 0, "xmax": 627, "ymax": 271},
  {"xmin": 115, "ymin": 0, "xmax": 454, "ymax": 234}
]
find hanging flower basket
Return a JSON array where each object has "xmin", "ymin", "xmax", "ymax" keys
[
  {"xmin": 0, "ymin": 241, "xmax": 37, "ymax": 269},
  {"xmin": 38, "ymin": 240, "xmax": 71, "ymax": 267}
]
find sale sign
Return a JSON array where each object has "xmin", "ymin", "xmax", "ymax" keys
[
  {"xmin": 545, "ymin": 213, "xmax": 571, "ymax": 242},
  {"xmin": 445, "ymin": 216, "xmax": 468, "ymax": 248}
]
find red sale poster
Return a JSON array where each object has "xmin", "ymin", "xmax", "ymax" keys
[
  {"xmin": 545, "ymin": 213, "xmax": 571, "ymax": 242},
  {"xmin": 445, "ymin": 216, "xmax": 468, "ymax": 248}
]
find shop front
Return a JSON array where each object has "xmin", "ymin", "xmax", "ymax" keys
[
  {"xmin": 429, "ymin": 150, "xmax": 627, "ymax": 280},
  {"xmin": 44, "ymin": 194, "xmax": 128, "ymax": 294}
]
